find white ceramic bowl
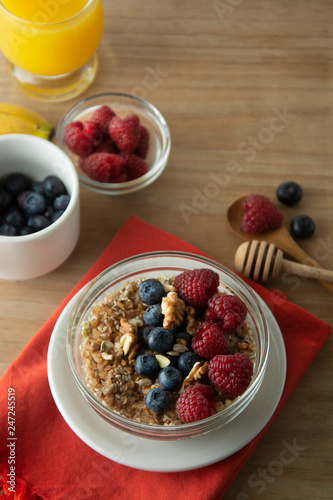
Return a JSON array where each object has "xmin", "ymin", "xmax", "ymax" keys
[{"xmin": 0, "ymin": 134, "xmax": 80, "ymax": 280}]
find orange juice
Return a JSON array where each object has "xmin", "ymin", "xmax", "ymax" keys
[{"xmin": 0, "ymin": 0, "xmax": 104, "ymax": 76}]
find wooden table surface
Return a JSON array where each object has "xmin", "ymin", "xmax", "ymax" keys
[{"xmin": 0, "ymin": 0, "xmax": 332, "ymax": 498}]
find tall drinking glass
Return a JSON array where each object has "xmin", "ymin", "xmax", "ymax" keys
[{"xmin": 0, "ymin": 0, "xmax": 104, "ymax": 101}]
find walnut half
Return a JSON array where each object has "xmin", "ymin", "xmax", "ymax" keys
[
  {"xmin": 185, "ymin": 306, "xmax": 201, "ymax": 335},
  {"xmin": 178, "ymin": 361, "xmax": 209, "ymax": 393},
  {"xmin": 161, "ymin": 291, "xmax": 186, "ymax": 329},
  {"xmin": 119, "ymin": 318, "xmax": 137, "ymax": 355}
]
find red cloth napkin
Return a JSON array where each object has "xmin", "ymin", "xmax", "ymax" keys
[{"xmin": 0, "ymin": 216, "xmax": 331, "ymax": 500}]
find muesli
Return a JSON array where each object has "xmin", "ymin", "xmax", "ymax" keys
[{"xmin": 79, "ymin": 269, "xmax": 255, "ymax": 426}]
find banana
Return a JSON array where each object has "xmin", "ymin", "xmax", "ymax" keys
[{"xmin": 0, "ymin": 103, "xmax": 54, "ymax": 140}]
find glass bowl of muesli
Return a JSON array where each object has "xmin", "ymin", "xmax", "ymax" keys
[{"xmin": 67, "ymin": 251, "xmax": 269, "ymax": 440}]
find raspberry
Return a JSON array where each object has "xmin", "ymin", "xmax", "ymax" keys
[
  {"xmin": 64, "ymin": 120, "xmax": 103, "ymax": 157},
  {"xmin": 109, "ymin": 114, "xmax": 141, "ymax": 153},
  {"xmin": 240, "ymin": 194, "xmax": 283, "ymax": 234},
  {"xmin": 175, "ymin": 384, "xmax": 216, "ymax": 423},
  {"xmin": 174, "ymin": 268, "xmax": 219, "ymax": 310},
  {"xmin": 90, "ymin": 105, "xmax": 116, "ymax": 135},
  {"xmin": 191, "ymin": 321, "xmax": 230, "ymax": 359},
  {"xmin": 207, "ymin": 293, "xmax": 247, "ymax": 332},
  {"xmin": 208, "ymin": 353, "xmax": 253, "ymax": 399},
  {"xmin": 82, "ymin": 120, "xmax": 104, "ymax": 144},
  {"xmin": 134, "ymin": 125, "xmax": 150, "ymax": 158},
  {"xmin": 79, "ymin": 153, "xmax": 126, "ymax": 183},
  {"xmin": 203, "ymin": 309, "xmax": 217, "ymax": 323},
  {"xmin": 93, "ymin": 140, "xmax": 118, "ymax": 155},
  {"xmin": 120, "ymin": 153, "xmax": 149, "ymax": 180}
]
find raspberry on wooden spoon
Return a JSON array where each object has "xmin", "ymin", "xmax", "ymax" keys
[{"xmin": 240, "ymin": 193, "xmax": 283, "ymax": 234}]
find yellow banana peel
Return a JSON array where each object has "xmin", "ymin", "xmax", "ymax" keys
[{"xmin": 0, "ymin": 103, "xmax": 54, "ymax": 140}]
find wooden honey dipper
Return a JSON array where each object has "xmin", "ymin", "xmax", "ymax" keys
[{"xmin": 234, "ymin": 240, "xmax": 333, "ymax": 283}]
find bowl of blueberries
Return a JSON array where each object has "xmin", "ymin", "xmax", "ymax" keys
[{"xmin": 0, "ymin": 134, "xmax": 80, "ymax": 280}]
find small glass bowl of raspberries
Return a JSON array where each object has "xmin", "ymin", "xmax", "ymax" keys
[
  {"xmin": 66, "ymin": 252, "xmax": 270, "ymax": 441},
  {"xmin": 56, "ymin": 93, "xmax": 171, "ymax": 195}
]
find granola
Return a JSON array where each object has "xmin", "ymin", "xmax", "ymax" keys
[{"xmin": 79, "ymin": 274, "xmax": 256, "ymax": 426}]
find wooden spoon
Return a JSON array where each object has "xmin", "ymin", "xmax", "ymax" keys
[{"xmin": 227, "ymin": 195, "xmax": 333, "ymax": 294}]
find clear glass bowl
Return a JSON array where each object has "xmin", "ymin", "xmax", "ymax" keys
[
  {"xmin": 55, "ymin": 93, "xmax": 171, "ymax": 195},
  {"xmin": 67, "ymin": 252, "xmax": 270, "ymax": 440}
]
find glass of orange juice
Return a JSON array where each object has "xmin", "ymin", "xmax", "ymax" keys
[{"xmin": 0, "ymin": 0, "xmax": 104, "ymax": 101}]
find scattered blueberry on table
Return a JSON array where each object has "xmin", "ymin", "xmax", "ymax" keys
[
  {"xmin": 276, "ymin": 181, "xmax": 303, "ymax": 206},
  {"xmin": 290, "ymin": 214, "xmax": 316, "ymax": 238}
]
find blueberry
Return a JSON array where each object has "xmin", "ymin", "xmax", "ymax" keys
[
  {"xmin": 143, "ymin": 304, "xmax": 164, "ymax": 326},
  {"xmin": 4, "ymin": 207, "xmax": 25, "ymax": 229},
  {"xmin": 22, "ymin": 192, "xmax": 47, "ymax": 215},
  {"xmin": 44, "ymin": 204, "xmax": 55, "ymax": 219},
  {"xmin": 178, "ymin": 351, "xmax": 201, "ymax": 375},
  {"xmin": 54, "ymin": 194, "xmax": 70, "ymax": 211},
  {"xmin": 0, "ymin": 223, "xmax": 17, "ymax": 236},
  {"xmin": 158, "ymin": 367, "xmax": 183, "ymax": 391},
  {"xmin": 137, "ymin": 279, "xmax": 165, "ymax": 305},
  {"xmin": 43, "ymin": 175, "xmax": 67, "ymax": 200},
  {"xmin": 139, "ymin": 325, "xmax": 155, "ymax": 347},
  {"xmin": 147, "ymin": 327, "xmax": 174, "ymax": 353},
  {"xmin": 31, "ymin": 181, "xmax": 44, "ymax": 196},
  {"xmin": 5, "ymin": 173, "xmax": 31, "ymax": 195},
  {"xmin": 134, "ymin": 354, "xmax": 160, "ymax": 377},
  {"xmin": 0, "ymin": 190, "xmax": 12, "ymax": 211},
  {"xmin": 145, "ymin": 388, "xmax": 170, "ymax": 414},
  {"xmin": 18, "ymin": 225, "xmax": 35, "ymax": 236},
  {"xmin": 276, "ymin": 182, "xmax": 303, "ymax": 206},
  {"xmin": 51, "ymin": 210, "xmax": 65, "ymax": 223},
  {"xmin": 290, "ymin": 215, "xmax": 315, "ymax": 238},
  {"xmin": 173, "ymin": 331, "xmax": 192, "ymax": 348},
  {"xmin": 28, "ymin": 215, "xmax": 51, "ymax": 232},
  {"xmin": 17, "ymin": 190, "xmax": 31, "ymax": 209},
  {"xmin": 168, "ymin": 326, "xmax": 183, "ymax": 335}
]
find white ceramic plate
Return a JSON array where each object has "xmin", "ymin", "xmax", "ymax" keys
[{"xmin": 47, "ymin": 291, "xmax": 286, "ymax": 472}]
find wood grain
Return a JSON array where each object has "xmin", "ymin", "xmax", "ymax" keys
[{"xmin": 0, "ymin": 0, "xmax": 332, "ymax": 498}]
